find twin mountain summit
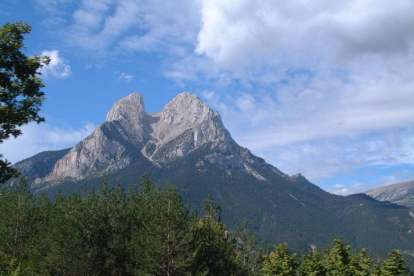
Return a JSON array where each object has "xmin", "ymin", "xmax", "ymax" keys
[{"xmin": 13, "ymin": 92, "xmax": 414, "ymax": 262}]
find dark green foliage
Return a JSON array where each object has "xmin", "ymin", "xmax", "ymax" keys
[
  {"xmin": 372, "ymin": 250, "xmax": 406, "ymax": 276},
  {"xmin": 322, "ymin": 238, "xmax": 373, "ymax": 276},
  {"xmin": 191, "ymin": 198, "xmax": 239, "ymax": 276},
  {"xmin": 0, "ymin": 178, "xmax": 35, "ymax": 258},
  {"xmin": 0, "ymin": 175, "xmax": 412, "ymax": 275},
  {"xmin": 25, "ymin": 144, "xmax": 414, "ymax": 267},
  {"xmin": 0, "ymin": 176, "xmax": 244, "ymax": 275},
  {"xmin": 0, "ymin": 251, "xmax": 22, "ymax": 276},
  {"xmin": 234, "ymin": 220, "xmax": 265, "ymax": 276},
  {"xmin": 262, "ymin": 243, "xmax": 298, "ymax": 276},
  {"xmin": 0, "ymin": 22, "xmax": 49, "ymax": 183},
  {"xmin": 264, "ymin": 239, "xmax": 410, "ymax": 276},
  {"xmin": 299, "ymin": 251, "xmax": 325, "ymax": 276},
  {"xmin": 130, "ymin": 180, "xmax": 199, "ymax": 275}
]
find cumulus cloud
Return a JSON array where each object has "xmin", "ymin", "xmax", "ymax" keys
[
  {"xmin": 194, "ymin": 0, "xmax": 414, "ymax": 194},
  {"xmin": 38, "ymin": 50, "xmax": 72, "ymax": 78},
  {"xmin": 196, "ymin": 0, "xmax": 414, "ymax": 71},
  {"xmin": 0, "ymin": 122, "xmax": 96, "ymax": 164}
]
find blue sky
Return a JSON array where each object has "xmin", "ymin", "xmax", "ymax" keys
[{"xmin": 1, "ymin": 0, "xmax": 414, "ymax": 195}]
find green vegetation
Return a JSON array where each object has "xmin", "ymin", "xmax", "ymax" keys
[
  {"xmin": 0, "ymin": 21, "xmax": 49, "ymax": 183},
  {"xmin": 0, "ymin": 176, "xmax": 412, "ymax": 275}
]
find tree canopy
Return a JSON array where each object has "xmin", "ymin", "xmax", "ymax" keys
[
  {"xmin": 0, "ymin": 21, "xmax": 49, "ymax": 183},
  {"xmin": 0, "ymin": 176, "xmax": 412, "ymax": 275}
]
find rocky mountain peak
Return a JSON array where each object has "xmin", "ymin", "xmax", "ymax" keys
[
  {"xmin": 106, "ymin": 92, "xmax": 145, "ymax": 122},
  {"xmin": 162, "ymin": 92, "xmax": 216, "ymax": 126},
  {"xmin": 34, "ymin": 91, "xmax": 256, "ymax": 182},
  {"xmin": 290, "ymin": 173, "xmax": 305, "ymax": 181}
]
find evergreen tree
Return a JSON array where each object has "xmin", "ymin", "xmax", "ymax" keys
[
  {"xmin": 323, "ymin": 238, "xmax": 353, "ymax": 276},
  {"xmin": 23, "ymin": 193, "xmax": 54, "ymax": 274},
  {"xmin": 348, "ymin": 248, "xmax": 372, "ymax": 276},
  {"xmin": 0, "ymin": 251, "xmax": 22, "ymax": 276},
  {"xmin": 372, "ymin": 250, "xmax": 406, "ymax": 276},
  {"xmin": 192, "ymin": 201, "xmax": 239, "ymax": 276},
  {"xmin": 262, "ymin": 243, "xmax": 298, "ymax": 276},
  {"xmin": 0, "ymin": 174, "xmax": 411, "ymax": 275},
  {"xmin": 0, "ymin": 178, "xmax": 34, "ymax": 259},
  {"xmin": 234, "ymin": 220, "xmax": 264, "ymax": 276},
  {"xmin": 299, "ymin": 251, "xmax": 325, "ymax": 276},
  {"xmin": 104, "ymin": 182, "xmax": 132, "ymax": 275},
  {"xmin": 130, "ymin": 180, "xmax": 199, "ymax": 275},
  {"xmin": 42, "ymin": 191, "xmax": 87, "ymax": 276}
]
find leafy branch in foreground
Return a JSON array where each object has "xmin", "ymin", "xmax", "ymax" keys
[{"xmin": 0, "ymin": 21, "xmax": 50, "ymax": 183}]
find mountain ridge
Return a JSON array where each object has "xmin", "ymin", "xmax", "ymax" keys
[
  {"xmin": 23, "ymin": 92, "xmax": 280, "ymax": 188},
  {"xmin": 365, "ymin": 180, "xmax": 414, "ymax": 211},
  {"xmin": 11, "ymin": 92, "xmax": 414, "ymax": 264}
]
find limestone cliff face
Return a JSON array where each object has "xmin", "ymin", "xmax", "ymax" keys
[
  {"xmin": 45, "ymin": 93, "xmax": 148, "ymax": 182},
  {"xmin": 41, "ymin": 92, "xmax": 275, "ymax": 184},
  {"xmin": 45, "ymin": 124, "xmax": 133, "ymax": 182},
  {"xmin": 144, "ymin": 93, "xmax": 231, "ymax": 163}
]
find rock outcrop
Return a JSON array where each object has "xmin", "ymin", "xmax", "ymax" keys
[{"xmin": 42, "ymin": 92, "xmax": 269, "ymax": 183}]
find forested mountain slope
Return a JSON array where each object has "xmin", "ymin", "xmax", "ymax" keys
[{"xmin": 12, "ymin": 92, "xmax": 414, "ymax": 263}]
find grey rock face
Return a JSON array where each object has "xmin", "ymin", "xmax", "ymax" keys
[
  {"xmin": 45, "ymin": 124, "xmax": 133, "ymax": 182},
  {"xmin": 106, "ymin": 92, "xmax": 145, "ymax": 122},
  {"xmin": 144, "ymin": 93, "xmax": 230, "ymax": 163},
  {"xmin": 36, "ymin": 91, "xmax": 277, "ymax": 184}
]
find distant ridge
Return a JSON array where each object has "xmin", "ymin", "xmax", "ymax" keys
[{"xmin": 365, "ymin": 180, "xmax": 414, "ymax": 211}]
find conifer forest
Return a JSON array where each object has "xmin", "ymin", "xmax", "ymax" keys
[{"xmin": 0, "ymin": 176, "xmax": 412, "ymax": 276}]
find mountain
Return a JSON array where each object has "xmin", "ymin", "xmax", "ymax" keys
[
  {"xmin": 12, "ymin": 92, "xmax": 414, "ymax": 264},
  {"xmin": 365, "ymin": 181, "xmax": 414, "ymax": 211}
]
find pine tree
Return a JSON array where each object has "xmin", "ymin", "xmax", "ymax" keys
[
  {"xmin": 323, "ymin": 238, "xmax": 353, "ymax": 276},
  {"xmin": 299, "ymin": 251, "xmax": 325, "ymax": 276},
  {"xmin": 348, "ymin": 248, "xmax": 372, "ymax": 276},
  {"xmin": 372, "ymin": 250, "xmax": 406, "ymax": 276},
  {"xmin": 262, "ymin": 243, "xmax": 298, "ymax": 276},
  {"xmin": 130, "ymin": 178, "xmax": 199, "ymax": 275},
  {"xmin": 43, "ymin": 191, "xmax": 87, "ymax": 276},
  {"xmin": 192, "ymin": 206, "xmax": 239, "ymax": 276},
  {"xmin": 234, "ymin": 220, "xmax": 264, "ymax": 276},
  {"xmin": 0, "ymin": 178, "xmax": 35, "ymax": 259}
]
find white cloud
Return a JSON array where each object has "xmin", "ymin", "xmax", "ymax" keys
[
  {"xmin": 38, "ymin": 50, "xmax": 72, "ymax": 78},
  {"xmin": 116, "ymin": 72, "xmax": 134, "ymax": 82},
  {"xmin": 54, "ymin": 0, "xmax": 201, "ymax": 56},
  {"xmin": 0, "ymin": 122, "xmax": 95, "ymax": 164},
  {"xmin": 193, "ymin": 1, "xmax": 414, "ymax": 188},
  {"xmin": 196, "ymin": 0, "xmax": 414, "ymax": 71},
  {"xmin": 328, "ymin": 184, "xmax": 370, "ymax": 196}
]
